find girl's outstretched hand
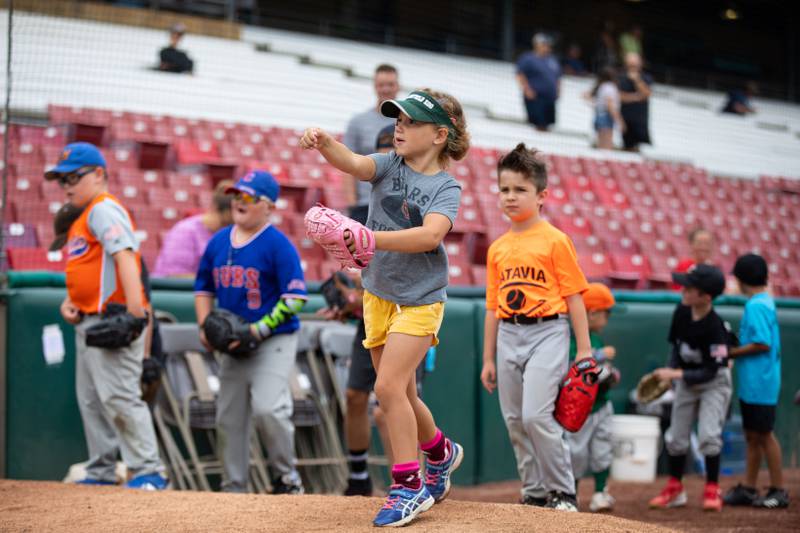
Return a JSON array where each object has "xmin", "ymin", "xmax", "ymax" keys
[{"xmin": 299, "ymin": 127, "xmax": 331, "ymax": 150}]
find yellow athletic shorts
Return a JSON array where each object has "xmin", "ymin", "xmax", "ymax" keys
[{"xmin": 362, "ymin": 290, "xmax": 445, "ymax": 349}]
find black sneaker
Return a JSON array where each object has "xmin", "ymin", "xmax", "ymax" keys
[
  {"xmin": 545, "ymin": 491, "xmax": 578, "ymax": 512},
  {"xmin": 344, "ymin": 476, "xmax": 373, "ymax": 496},
  {"xmin": 520, "ymin": 494, "xmax": 548, "ymax": 507},
  {"xmin": 272, "ymin": 473, "xmax": 304, "ymax": 495},
  {"xmin": 753, "ymin": 488, "xmax": 789, "ymax": 509},
  {"xmin": 723, "ymin": 483, "xmax": 758, "ymax": 506}
]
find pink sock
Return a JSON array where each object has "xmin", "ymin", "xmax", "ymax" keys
[
  {"xmin": 391, "ymin": 461, "xmax": 421, "ymax": 490},
  {"xmin": 421, "ymin": 429, "xmax": 448, "ymax": 462}
]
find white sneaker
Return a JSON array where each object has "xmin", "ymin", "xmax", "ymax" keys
[{"xmin": 589, "ymin": 490, "xmax": 615, "ymax": 512}]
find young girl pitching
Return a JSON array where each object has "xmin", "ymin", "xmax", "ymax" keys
[{"xmin": 300, "ymin": 89, "xmax": 469, "ymax": 527}]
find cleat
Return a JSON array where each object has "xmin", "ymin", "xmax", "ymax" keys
[
  {"xmin": 649, "ymin": 478, "xmax": 687, "ymax": 509},
  {"xmin": 703, "ymin": 483, "xmax": 723, "ymax": 512}
]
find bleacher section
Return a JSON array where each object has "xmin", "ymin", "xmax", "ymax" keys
[
  {"xmin": 1, "ymin": 12, "xmax": 799, "ymax": 294},
  {"xmin": 2, "ymin": 11, "xmax": 799, "ymax": 178},
  {"xmin": 2, "ymin": 109, "xmax": 799, "ymax": 296}
]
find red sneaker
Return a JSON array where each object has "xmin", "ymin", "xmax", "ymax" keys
[
  {"xmin": 703, "ymin": 482, "xmax": 723, "ymax": 512},
  {"xmin": 649, "ymin": 477, "xmax": 687, "ymax": 509}
]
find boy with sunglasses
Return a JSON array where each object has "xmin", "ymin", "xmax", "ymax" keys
[
  {"xmin": 44, "ymin": 142, "xmax": 167, "ymax": 489},
  {"xmin": 194, "ymin": 170, "xmax": 308, "ymax": 494}
]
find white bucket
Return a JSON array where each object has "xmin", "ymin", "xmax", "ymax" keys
[{"xmin": 610, "ymin": 414, "xmax": 661, "ymax": 482}]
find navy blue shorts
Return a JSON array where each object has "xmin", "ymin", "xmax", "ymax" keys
[
  {"xmin": 524, "ymin": 97, "xmax": 556, "ymax": 128},
  {"xmin": 739, "ymin": 400, "xmax": 776, "ymax": 433}
]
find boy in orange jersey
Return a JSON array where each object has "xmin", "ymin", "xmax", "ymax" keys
[
  {"xmin": 481, "ymin": 143, "xmax": 591, "ymax": 512},
  {"xmin": 45, "ymin": 143, "xmax": 167, "ymax": 490}
]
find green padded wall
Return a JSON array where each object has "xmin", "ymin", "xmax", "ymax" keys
[{"xmin": 3, "ymin": 274, "xmax": 799, "ymax": 483}]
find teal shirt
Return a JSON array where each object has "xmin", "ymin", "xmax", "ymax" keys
[{"xmin": 736, "ymin": 292, "xmax": 781, "ymax": 405}]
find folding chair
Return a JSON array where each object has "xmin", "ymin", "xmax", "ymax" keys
[
  {"xmin": 291, "ymin": 318, "xmax": 350, "ymax": 493},
  {"xmin": 316, "ymin": 320, "xmax": 390, "ymax": 489},
  {"xmin": 155, "ymin": 323, "xmax": 271, "ymax": 493}
]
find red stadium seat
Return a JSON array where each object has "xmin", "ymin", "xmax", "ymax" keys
[
  {"xmin": 3, "ymin": 223, "xmax": 39, "ymax": 248},
  {"xmin": 6, "ymin": 247, "xmax": 66, "ymax": 271},
  {"xmin": 469, "ymin": 265, "xmax": 486, "ymax": 286},
  {"xmin": 175, "ymin": 140, "xmax": 218, "ymax": 165},
  {"xmin": 608, "ymin": 253, "xmax": 651, "ymax": 289},
  {"xmin": 550, "ymin": 214, "xmax": 593, "ymax": 237},
  {"xmin": 578, "ymin": 252, "xmax": 611, "ymax": 281},
  {"xmin": 448, "ymin": 256, "xmax": 473, "ymax": 286}
]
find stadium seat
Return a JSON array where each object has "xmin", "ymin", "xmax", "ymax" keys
[
  {"xmin": 608, "ymin": 253, "xmax": 651, "ymax": 289},
  {"xmin": 6, "ymin": 247, "xmax": 66, "ymax": 271},
  {"xmin": 448, "ymin": 257, "xmax": 473, "ymax": 286},
  {"xmin": 3, "ymin": 223, "xmax": 39, "ymax": 248},
  {"xmin": 578, "ymin": 252, "xmax": 611, "ymax": 282}
]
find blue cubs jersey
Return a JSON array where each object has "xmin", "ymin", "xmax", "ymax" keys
[{"xmin": 194, "ymin": 223, "xmax": 307, "ymax": 335}]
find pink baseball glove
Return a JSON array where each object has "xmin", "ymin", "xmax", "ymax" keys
[{"xmin": 304, "ymin": 204, "xmax": 375, "ymax": 269}]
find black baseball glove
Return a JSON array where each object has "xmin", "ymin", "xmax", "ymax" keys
[
  {"xmin": 141, "ymin": 357, "xmax": 162, "ymax": 385},
  {"xmin": 202, "ymin": 309, "xmax": 261, "ymax": 358},
  {"xmin": 85, "ymin": 307, "xmax": 148, "ymax": 349}
]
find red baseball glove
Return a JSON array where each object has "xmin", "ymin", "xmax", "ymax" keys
[
  {"xmin": 554, "ymin": 357, "xmax": 602, "ymax": 432},
  {"xmin": 304, "ymin": 204, "xmax": 375, "ymax": 269}
]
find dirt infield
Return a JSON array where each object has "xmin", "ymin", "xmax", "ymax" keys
[
  {"xmin": 0, "ymin": 479, "xmax": 675, "ymax": 533},
  {"xmin": 451, "ymin": 469, "xmax": 800, "ymax": 533},
  {"xmin": 1, "ymin": 471, "xmax": 796, "ymax": 532}
]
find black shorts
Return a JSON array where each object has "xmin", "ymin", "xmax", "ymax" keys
[
  {"xmin": 739, "ymin": 400, "xmax": 776, "ymax": 433},
  {"xmin": 346, "ymin": 319, "xmax": 425, "ymax": 396},
  {"xmin": 523, "ymin": 97, "xmax": 556, "ymax": 128}
]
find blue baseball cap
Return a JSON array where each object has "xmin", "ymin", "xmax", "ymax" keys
[
  {"xmin": 44, "ymin": 142, "xmax": 107, "ymax": 180},
  {"xmin": 225, "ymin": 170, "xmax": 280, "ymax": 203}
]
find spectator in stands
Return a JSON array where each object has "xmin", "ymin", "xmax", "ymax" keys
[
  {"xmin": 672, "ymin": 228, "xmax": 715, "ymax": 290},
  {"xmin": 516, "ymin": 33, "xmax": 561, "ymax": 132},
  {"xmin": 588, "ymin": 67, "xmax": 625, "ymax": 150},
  {"xmin": 152, "ymin": 180, "xmax": 233, "ymax": 277},
  {"xmin": 619, "ymin": 25, "xmax": 644, "ymax": 58},
  {"xmin": 562, "ymin": 43, "xmax": 588, "ymax": 76},
  {"xmin": 342, "ymin": 64, "xmax": 399, "ymax": 224},
  {"xmin": 158, "ymin": 23, "xmax": 194, "ymax": 74},
  {"xmin": 721, "ymin": 82, "xmax": 757, "ymax": 116},
  {"xmin": 618, "ymin": 52, "xmax": 653, "ymax": 152},
  {"xmin": 594, "ymin": 22, "xmax": 618, "ymax": 71}
]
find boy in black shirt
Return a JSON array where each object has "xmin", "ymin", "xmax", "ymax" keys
[{"xmin": 648, "ymin": 264, "xmax": 732, "ymax": 512}]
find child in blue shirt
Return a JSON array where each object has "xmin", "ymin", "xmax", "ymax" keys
[{"xmin": 723, "ymin": 254, "xmax": 788, "ymax": 509}]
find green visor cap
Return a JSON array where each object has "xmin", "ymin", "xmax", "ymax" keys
[{"xmin": 380, "ymin": 91, "xmax": 454, "ymax": 138}]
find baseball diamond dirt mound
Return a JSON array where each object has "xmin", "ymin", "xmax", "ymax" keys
[
  {"xmin": 451, "ymin": 469, "xmax": 800, "ymax": 533},
  {"xmin": 0, "ymin": 479, "xmax": 675, "ymax": 533}
]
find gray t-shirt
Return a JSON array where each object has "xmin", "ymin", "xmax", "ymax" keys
[
  {"xmin": 342, "ymin": 108, "xmax": 396, "ymax": 206},
  {"xmin": 87, "ymin": 198, "xmax": 139, "ymax": 306},
  {"xmin": 361, "ymin": 152, "xmax": 462, "ymax": 306}
]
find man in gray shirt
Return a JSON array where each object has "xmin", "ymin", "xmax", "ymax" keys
[{"xmin": 342, "ymin": 64, "xmax": 400, "ymax": 223}]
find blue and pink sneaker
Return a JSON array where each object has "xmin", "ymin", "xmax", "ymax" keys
[
  {"xmin": 373, "ymin": 483, "xmax": 435, "ymax": 527},
  {"xmin": 424, "ymin": 439, "xmax": 464, "ymax": 502}
]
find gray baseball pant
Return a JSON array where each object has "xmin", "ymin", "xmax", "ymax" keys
[
  {"xmin": 665, "ymin": 368, "xmax": 732, "ymax": 457},
  {"xmin": 497, "ymin": 318, "xmax": 575, "ymax": 497},
  {"xmin": 566, "ymin": 400, "xmax": 614, "ymax": 479},
  {"xmin": 216, "ymin": 332, "xmax": 299, "ymax": 493},
  {"xmin": 75, "ymin": 316, "xmax": 163, "ymax": 482}
]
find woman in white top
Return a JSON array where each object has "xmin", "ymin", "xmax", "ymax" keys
[{"xmin": 590, "ymin": 67, "xmax": 625, "ymax": 150}]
